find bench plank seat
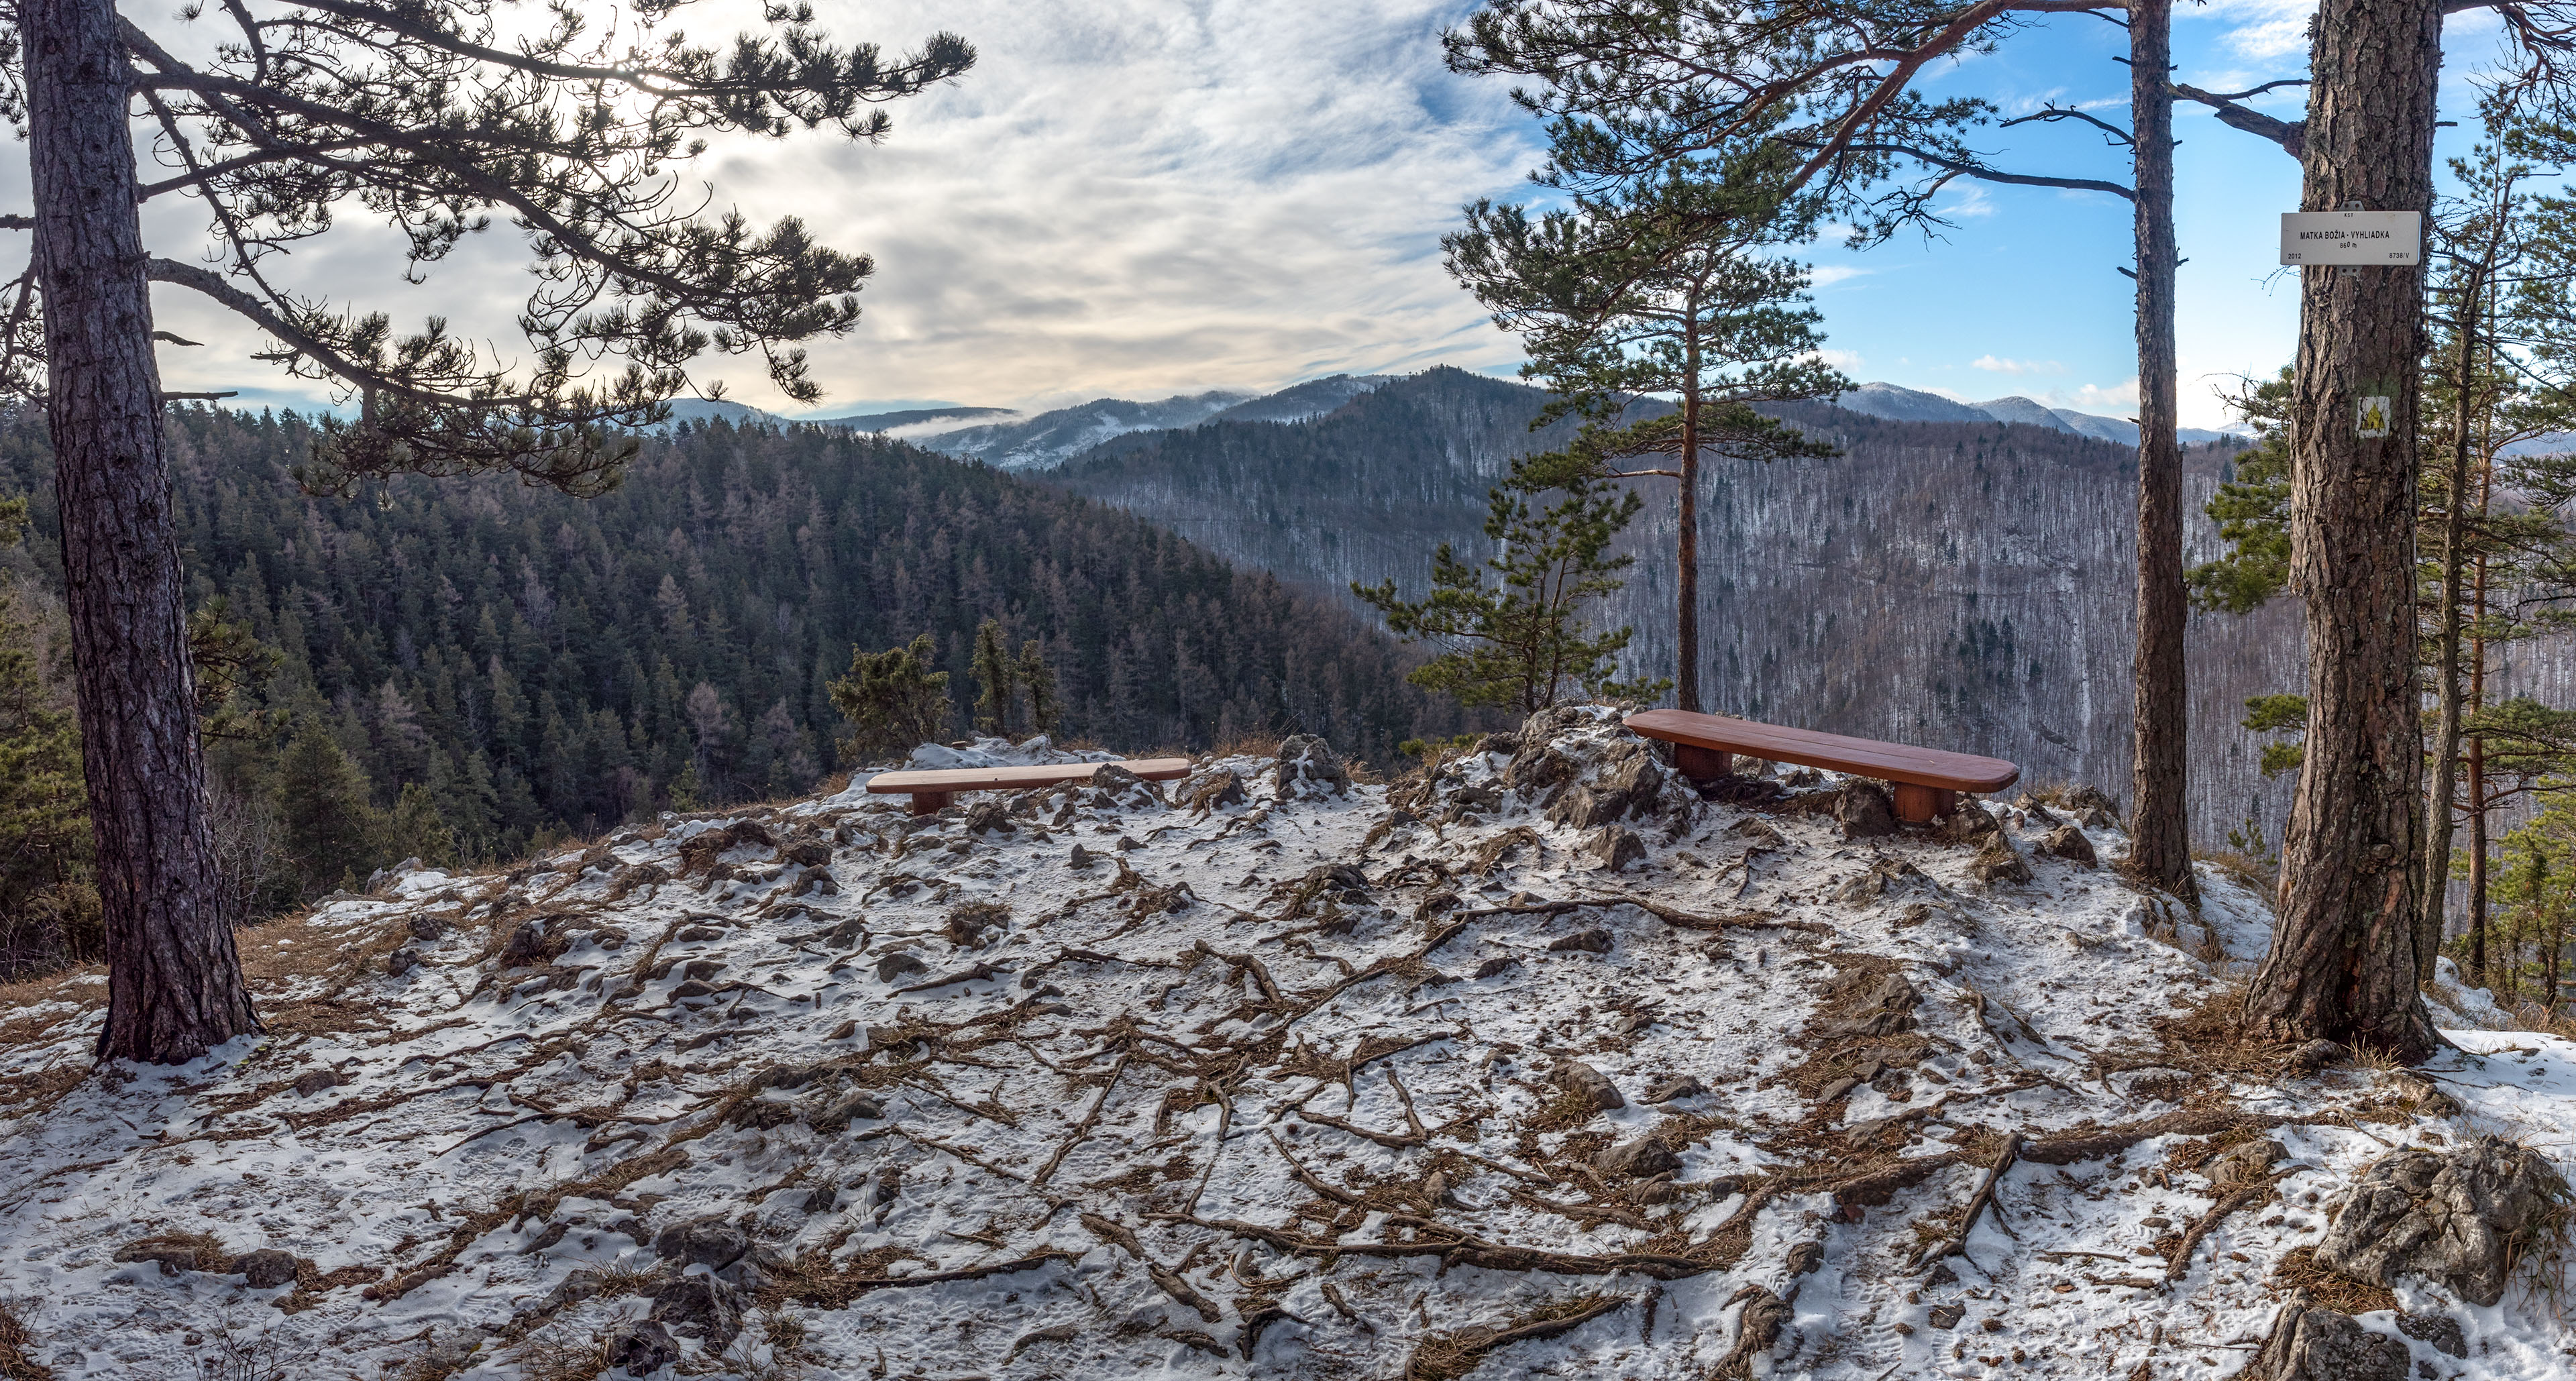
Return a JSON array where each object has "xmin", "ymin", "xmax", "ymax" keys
[
  {"xmin": 1623, "ymin": 709, "xmax": 2017, "ymax": 824},
  {"xmin": 866, "ymin": 757, "xmax": 1192, "ymax": 816}
]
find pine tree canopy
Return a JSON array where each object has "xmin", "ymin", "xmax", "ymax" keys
[{"xmin": 0, "ymin": 0, "xmax": 972, "ymax": 489}]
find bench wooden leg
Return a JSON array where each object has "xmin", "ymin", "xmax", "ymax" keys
[
  {"xmin": 1892, "ymin": 783, "xmax": 1954, "ymax": 825},
  {"xmin": 1671, "ymin": 743, "xmax": 1733, "ymax": 783},
  {"xmin": 909, "ymin": 791, "xmax": 953, "ymax": 816}
]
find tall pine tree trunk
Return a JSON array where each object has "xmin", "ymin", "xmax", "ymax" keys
[
  {"xmin": 1677, "ymin": 368, "xmax": 1702, "ymax": 714},
  {"xmin": 2243, "ymin": 0, "xmax": 2440, "ymax": 1060},
  {"xmin": 2127, "ymin": 0, "xmax": 2194, "ymax": 901},
  {"xmin": 2419, "ymin": 279, "xmax": 2485, "ymax": 983},
  {"xmin": 2469, "ymin": 549, "xmax": 2491, "ymax": 985},
  {"xmin": 25, "ymin": 0, "xmax": 256, "ymax": 1061}
]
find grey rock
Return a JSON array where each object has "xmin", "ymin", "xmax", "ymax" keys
[
  {"xmin": 229, "ymin": 1248, "xmax": 299, "ymax": 1290},
  {"xmin": 799, "ymin": 1186, "xmax": 841, "ymax": 1215},
  {"xmin": 782, "ymin": 838, "xmax": 833, "ymax": 867},
  {"xmin": 1592, "ymin": 1136, "xmax": 1682, "ymax": 1179},
  {"xmin": 2394, "ymin": 1311, "xmax": 2467, "ymax": 1359},
  {"xmin": 1833, "ymin": 859, "xmax": 1929, "ymax": 906},
  {"xmin": 1179, "ymin": 767, "xmax": 1248, "ymax": 812},
  {"xmin": 2314, "ymin": 1135, "xmax": 2571, "ymax": 1307},
  {"xmin": 1587, "ymin": 826, "xmax": 1646, "ymax": 872},
  {"xmin": 1969, "ymin": 838, "xmax": 2033, "ymax": 885},
  {"xmin": 875, "ymin": 950, "xmax": 929, "ymax": 983},
  {"xmin": 2205, "ymin": 1138, "xmax": 2288, "ymax": 1189},
  {"xmin": 406, "ymin": 914, "xmax": 443, "ymax": 941},
  {"xmin": 1814, "ymin": 971, "xmax": 1921, "ymax": 1040},
  {"xmin": 1274, "ymin": 734, "xmax": 1352, "ymax": 797},
  {"xmin": 1068, "ymin": 842, "xmax": 1097, "ymax": 869},
  {"xmin": 1642, "ymin": 1076, "xmax": 1706, "ymax": 1103},
  {"xmin": 1505, "ymin": 744, "xmax": 1580, "ymax": 795},
  {"xmin": 1927, "ymin": 1303, "xmax": 1964, "ymax": 1330},
  {"xmin": 543, "ymin": 1268, "xmax": 605, "ymax": 1309},
  {"xmin": 813, "ymin": 1091, "xmax": 886, "ymax": 1131},
  {"xmin": 384, "ymin": 947, "xmax": 421, "ymax": 976},
  {"xmin": 607, "ymin": 1320, "xmax": 680, "ymax": 1377},
  {"xmin": 499, "ymin": 918, "xmax": 568, "ymax": 969},
  {"xmin": 2251, "ymin": 1293, "xmax": 2408, "ymax": 1381},
  {"xmin": 963, "ymin": 800, "xmax": 1014, "ymax": 835},
  {"xmin": 1836, "ymin": 782, "xmax": 1898, "ymax": 839},
  {"xmin": 1086, "ymin": 763, "xmax": 1167, "ymax": 808},
  {"xmin": 1553, "ymin": 1060, "xmax": 1624, "ymax": 1112},
  {"xmin": 1546, "ymin": 928, "xmax": 1614, "ymax": 955},
  {"xmin": 1817, "ymin": 1076, "xmax": 1859, "ymax": 1103},
  {"xmin": 1472, "ymin": 956, "xmax": 1519, "ymax": 980},
  {"xmin": 793, "ymin": 865, "xmax": 839, "ymax": 897},
  {"xmin": 667, "ymin": 979, "xmax": 718, "ymax": 1001},
  {"xmin": 1548, "ymin": 742, "xmax": 1669, "ymax": 829},
  {"xmin": 292, "ymin": 1068, "xmax": 340, "ymax": 1097},
  {"xmin": 652, "ymin": 1215, "xmax": 749, "ymax": 1272},
  {"xmin": 1784, "ymin": 1240, "xmax": 1825, "ymax": 1276},
  {"xmin": 2036, "ymin": 824, "xmax": 2098, "ymax": 868},
  {"xmin": 2287, "ymin": 1039, "xmax": 2349, "ymax": 1075},
  {"xmin": 2059, "ymin": 784, "xmax": 2118, "ymax": 815},
  {"xmin": 1933, "ymin": 804, "xmax": 2001, "ymax": 846}
]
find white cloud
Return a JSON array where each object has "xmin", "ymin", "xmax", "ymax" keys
[
  {"xmin": 1808, "ymin": 265, "xmax": 1875, "ymax": 287},
  {"xmin": 2185, "ymin": 0, "xmax": 2318, "ymax": 62},
  {"xmin": 2036, "ymin": 378, "xmax": 2143, "ymax": 414},
  {"xmin": 1809, "ymin": 349, "xmax": 1866, "ymax": 370},
  {"xmin": 112, "ymin": 1, "xmax": 1547, "ymax": 415},
  {"xmin": 1972, "ymin": 355, "xmax": 2069, "ymax": 376}
]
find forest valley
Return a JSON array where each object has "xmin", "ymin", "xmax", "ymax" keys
[{"xmin": 13, "ymin": 0, "xmax": 2576, "ymax": 1374}]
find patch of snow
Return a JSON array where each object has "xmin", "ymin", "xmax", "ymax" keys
[{"xmin": 1, "ymin": 709, "xmax": 2569, "ymax": 1379}]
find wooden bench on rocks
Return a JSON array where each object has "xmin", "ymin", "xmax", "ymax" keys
[
  {"xmin": 865, "ymin": 758, "xmax": 1192, "ymax": 816},
  {"xmin": 1623, "ymin": 709, "xmax": 2019, "ymax": 824}
]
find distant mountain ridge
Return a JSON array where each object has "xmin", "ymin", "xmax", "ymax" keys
[
  {"xmin": 1835, "ymin": 381, "xmax": 2243, "ymax": 445},
  {"xmin": 1036, "ymin": 366, "xmax": 2316, "ymax": 848},
  {"xmin": 891, "ymin": 374, "xmax": 1393, "ymax": 471}
]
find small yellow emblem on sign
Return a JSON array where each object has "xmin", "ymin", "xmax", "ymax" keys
[{"xmin": 2357, "ymin": 396, "xmax": 2392, "ymax": 438}]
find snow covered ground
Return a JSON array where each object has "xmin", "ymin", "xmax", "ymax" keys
[{"xmin": 2, "ymin": 708, "xmax": 2573, "ymax": 1380}]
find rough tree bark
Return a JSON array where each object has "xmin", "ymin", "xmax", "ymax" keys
[
  {"xmin": 2419, "ymin": 264, "xmax": 2488, "ymax": 985},
  {"xmin": 2243, "ymin": 0, "xmax": 2440, "ymax": 1060},
  {"xmin": 1678, "ymin": 360, "xmax": 1703, "ymax": 714},
  {"xmin": 2126, "ymin": 0, "xmax": 2195, "ymax": 902},
  {"xmin": 26, "ymin": 0, "xmax": 257, "ymax": 1061}
]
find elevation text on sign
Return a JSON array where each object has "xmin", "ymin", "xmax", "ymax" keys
[{"xmin": 2278, "ymin": 210, "xmax": 2424, "ymax": 266}]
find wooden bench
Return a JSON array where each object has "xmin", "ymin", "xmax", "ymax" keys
[
  {"xmin": 1623, "ymin": 709, "xmax": 2019, "ymax": 824},
  {"xmin": 865, "ymin": 758, "xmax": 1192, "ymax": 816}
]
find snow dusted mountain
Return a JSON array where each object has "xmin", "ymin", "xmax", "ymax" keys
[
  {"xmin": 901, "ymin": 375, "xmax": 1395, "ymax": 472},
  {"xmin": 4, "ymin": 710, "xmax": 2566, "ymax": 1379},
  {"xmin": 1835, "ymin": 381, "xmax": 2242, "ymax": 445}
]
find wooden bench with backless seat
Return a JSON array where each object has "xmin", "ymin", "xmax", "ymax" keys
[
  {"xmin": 865, "ymin": 758, "xmax": 1193, "ymax": 816},
  {"xmin": 1624, "ymin": 709, "xmax": 2019, "ymax": 824}
]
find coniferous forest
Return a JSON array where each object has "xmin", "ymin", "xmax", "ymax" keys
[{"xmin": 0, "ymin": 406, "xmax": 1475, "ymax": 971}]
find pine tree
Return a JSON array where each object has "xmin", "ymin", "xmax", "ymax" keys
[
  {"xmin": 274, "ymin": 718, "xmax": 383, "ymax": 897},
  {"xmin": 0, "ymin": 497, "xmax": 91, "ymax": 976},
  {"xmin": 1356, "ymin": 446, "xmax": 1672, "ymax": 715},
  {"xmin": 971, "ymin": 618, "xmax": 1018, "ymax": 736},
  {"xmin": 830, "ymin": 633, "xmax": 953, "ymax": 766},
  {"xmin": 1019, "ymin": 641, "xmax": 1061, "ymax": 735},
  {"xmin": 1446, "ymin": 155, "xmax": 1843, "ymax": 714},
  {"xmin": 386, "ymin": 782, "xmax": 458, "ymax": 869},
  {"xmin": 7, "ymin": 0, "xmax": 971, "ymax": 1062}
]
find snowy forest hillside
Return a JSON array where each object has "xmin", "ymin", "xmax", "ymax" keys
[{"xmin": 1043, "ymin": 370, "xmax": 2331, "ymax": 846}]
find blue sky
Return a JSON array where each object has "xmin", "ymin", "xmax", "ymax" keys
[{"xmin": 91, "ymin": 1, "xmax": 2530, "ymax": 432}]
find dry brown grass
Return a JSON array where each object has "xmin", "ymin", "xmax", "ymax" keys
[
  {"xmin": 2270, "ymin": 1245, "xmax": 2397, "ymax": 1315},
  {"xmin": 0, "ymin": 1297, "xmax": 52, "ymax": 1381},
  {"xmin": 508, "ymin": 1332, "xmax": 612, "ymax": 1381},
  {"xmin": 1403, "ymin": 1294, "xmax": 1623, "ymax": 1381}
]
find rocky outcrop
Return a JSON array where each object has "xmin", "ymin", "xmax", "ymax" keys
[
  {"xmin": 2249, "ymin": 1292, "xmax": 2408, "ymax": 1381},
  {"xmin": 2313, "ymin": 1136, "xmax": 2571, "ymax": 1307},
  {"xmin": 1273, "ymin": 735, "xmax": 1351, "ymax": 797}
]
